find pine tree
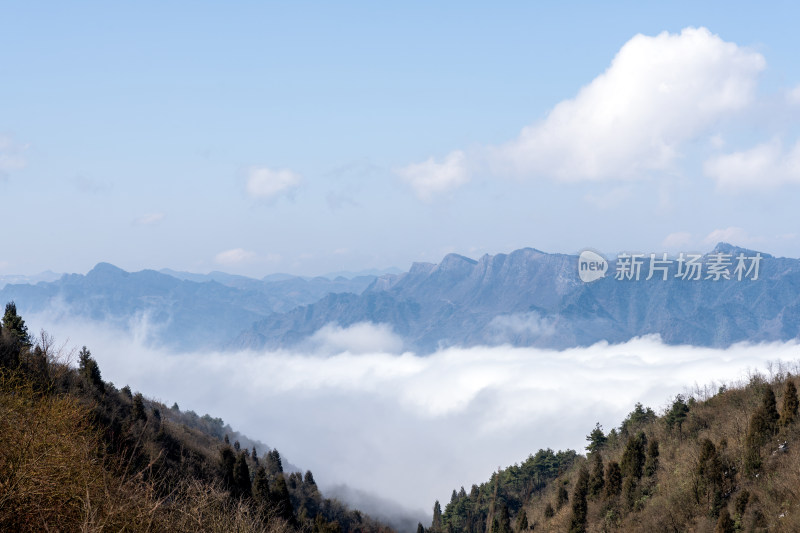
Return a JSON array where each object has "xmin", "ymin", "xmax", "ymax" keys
[
  {"xmin": 220, "ymin": 447, "xmax": 236, "ymax": 490},
  {"xmin": 432, "ymin": 500, "xmax": 443, "ymax": 531},
  {"xmin": 77, "ymin": 346, "xmax": 103, "ymax": 390},
  {"xmin": 620, "ymin": 432, "xmax": 647, "ymax": 480},
  {"xmin": 267, "ymin": 449, "xmax": 284, "ymax": 475},
  {"xmin": 585, "ymin": 423, "xmax": 607, "ymax": 453},
  {"xmin": 252, "ymin": 466, "xmax": 270, "ymax": 509},
  {"xmin": 271, "ymin": 474, "xmax": 295, "ymax": 523},
  {"xmin": 2, "ymin": 301, "xmax": 31, "ymax": 347},
  {"xmin": 589, "ymin": 452, "xmax": 604, "ymax": 498},
  {"xmin": 543, "ymin": 503, "xmax": 554, "ymax": 519},
  {"xmin": 569, "ymin": 466, "xmax": 589, "ymax": 533},
  {"xmin": 605, "ymin": 461, "xmax": 622, "ymax": 498},
  {"xmin": 745, "ymin": 386, "xmax": 781, "ymax": 475},
  {"xmin": 556, "ymin": 485, "xmax": 569, "ymax": 509},
  {"xmin": 233, "ymin": 452, "xmax": 252, "ymax": 498},
  {"xmin": 304, "ymin": 470, "xmax": 316, "ymax": 487},
  {"xmin": 645, "ymin": 439, "xmax": 659, "ymax": 477},
  {"xmin": 762, "ymin": 387, "xmax": 780, "ymax": 430},
  {"xmin": 695, "ymin": 439, "xmax": 724, "ymax": 516},
  {"xmin": 780, "ymin": 380, "xmax": 799, "ymax": 426},
  {"xmin": 131, "ymin": 392, "xmax": 147, "ymax": 421},
  {"xmin": 666, "ymin": 395, "xmax": 690, "ymax": 439},
  {"xmin": 416, "ymin": 523, "xmax": 425, "ymax": 533}
]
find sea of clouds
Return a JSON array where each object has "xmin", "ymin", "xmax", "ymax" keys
[{"xmin": 26, "ymin": 312, "xmax": 800, "ymax": 525}]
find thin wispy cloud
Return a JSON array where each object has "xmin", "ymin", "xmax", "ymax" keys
[
  {"xmin": 705, "ymin": 139, "xmax": 800, "ymax": 190},
  {"xmin": 0, "ymin": 135, "xmax": 29, "ymax": 179},
  {"xmin": 133, "ymin": 212, "xmax": 165, "ymax": 226},
  {"xmin": 214, "ymin": 248, "xmax": 256, "ymax": 265},
  {"xmin": 246, "ymin": 166, "xmax": 302, "ymax": 200},
  {"xmin": 396, "ymin": 150, "xmax": 468, "ymax": 200}
]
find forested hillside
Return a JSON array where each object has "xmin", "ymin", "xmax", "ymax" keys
[
  {"xmin": 427, "ymin": 364, "xmax": 800, "ymax": 532},
  {"xmin": 0, "ymin": 301, "xmax": 393, "ymax": 533}
]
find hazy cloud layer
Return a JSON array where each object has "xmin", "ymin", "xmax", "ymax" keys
[
  {"xmin": 133, "ymin": 212, "xmax": 165, "ymax": 226},
  {"xmin": 29, "ymin": 313, "xmax": 800, "ymax": 518},
  {"xmin": 215, "ymin": 248, "xmax": 256, "ymax": 265},
  {"xmin": 705, "ymin": 139, "xmax": 800, "ymax": 190},
  {"xmin": 0, "ymin": 135, "xmax": 29, "ymax": 179}
]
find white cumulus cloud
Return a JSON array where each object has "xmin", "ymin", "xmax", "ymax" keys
[
  {"xmin": 246, "ymin": 166, "xmax": 302, "ymax": 199},
  {"xmin": 395, "ymin": 150, "xmax": 468, "ymax": 200},
  {"xmin": 492, "ymin": 27, "xmax": 764, "ymax": 182},
  {"xmin": 398, "ymin": 27, "xmax": 766, "ymax": 199}
]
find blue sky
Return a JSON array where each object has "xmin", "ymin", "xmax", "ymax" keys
[{"xmin": 3, "ymin": 2, "xmax": 800, "ymax": 277}]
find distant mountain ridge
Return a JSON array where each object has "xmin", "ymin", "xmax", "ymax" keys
[
  {"xmin": 2, "ymin": 243, "xmax": 799, "ymax": 353},
  {"xmin": 0, "ymin": 263, "xmax": 374, "ymax": 351},
  {"xmin": 234, "ymin": 243, "xmax": 800, "ymax": 352}
]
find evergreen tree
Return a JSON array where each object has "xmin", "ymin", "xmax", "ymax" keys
[
  {"xmin": 271, "ymin": 474, "xmax": 295, "ymax": 523},
  {"xmin": 762, "ymin": 387, "xmax": 780, "ymax": 430},
  {"xmin": 745, "ymin": 386, "xmax": 781, "ymax": 475},
  {"xmin": 490, "ymin": 505, "xmax": 511, "ymax": 533},
  {"xmin": 666, "ymin": 395, "xmax": 690, "ymax": 439},
  {"xmin": 252, "ymin": 446, "xmax": 258, "ymax": 462},
  {"xmin": 267, "ymin": 449, "xmax": 284, "ymax": 475},
  {"xmin": 780, "ymin": 380, "xmax": 799, "ymax": 426},
  {"xmin": 131, "ymin": 392, "xmax": 147, "ymax": 421},
  {"xmin": 252, "ymin": 466, "xmax": 270, "ymax": 509},
  {"xmin": 234, "ymin": 440, "xmax": 241, "ymax": 452},
  {"xmin": 695, "ymin": 439, "xmax": 724, "ymax": 517},
  {"xmin": 543, "ymin": 503, "xmax": 554, "ymax": 519},
  {"xmin": 605, "ymin": 461, "xmax": 622, "ymax": 498},
  {"xmin": 2, "ymin": 301, "xmax": 31, "ymax": 347},
  {"xmin": 645, "ymin": 439, "xmax": 659, "ymax": 477},
  {"xmin": 620, "ymin": 432, "xmax": 647, "ymax": 480},
  {"xmin": 432, "ymin": 500, "xmax": 443, "ymax": 531},
  {"xmin": 219, "ymin": 447, "xmax": 236, "ymax": 490},
  {"xmin": 588, "ymin": 452, "xmax": 604, "ymax": 498},
  {"xmin": 77, "ymin": 346, "xmax": 103, "ymax": 390},
  {"xmin": 416, "ymin": 523, "xmax": 425, "ymax": 533},
  {"xmin": 233, "ymin": 452, "xmax": 252, "ymax": 498},
  {"xmin": 585, "ymin": 423, "xmax": 607, "ymax": 454},
  {"xmin": 556, "ymin": 485, "xmax": 569, "ymax": 509},
  {"xmin": 568, "ymin": 466, "xmax": 589, "ymax": 533},
  {"xmin": 304, "ymin": 470, "xmax": 316, "ymax": 487}
]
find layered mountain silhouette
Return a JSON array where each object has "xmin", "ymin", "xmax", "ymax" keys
[{"xmin": 2, "ymin": 243, "xmax": 799, "ymax": 353}]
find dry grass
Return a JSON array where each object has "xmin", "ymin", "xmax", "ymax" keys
[{"xmin": 0, "ymin": 370, "xmax": 293, "ymax": 532}]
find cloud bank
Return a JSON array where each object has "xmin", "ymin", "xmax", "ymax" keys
[{"xmin": 28, "ymin": 313, "xmax": 800, "ymax": 520}]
